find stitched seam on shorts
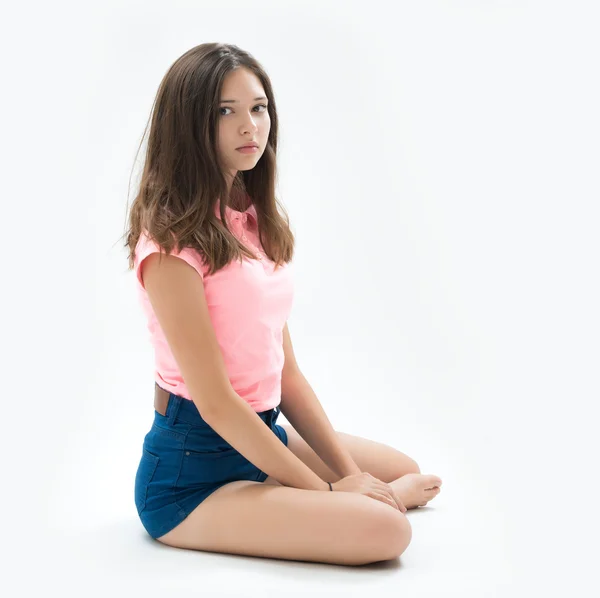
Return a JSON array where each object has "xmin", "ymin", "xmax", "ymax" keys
[
  {"xmin": 150, "ymin": 508, "xmax": 188, "ymax": 539},
  {"xmin": 173, "ymin": 425, "xmax": 192, "ymax": 514},
  {"xmin": 151, "ymin": 424, "xmax": 186, "ymax": 441}
]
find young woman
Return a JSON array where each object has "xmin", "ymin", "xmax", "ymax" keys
[{"xmin": 125, "ymin": 42, "xmax": 442, "ymax": 566}]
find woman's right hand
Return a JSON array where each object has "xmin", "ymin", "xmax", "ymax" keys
[{"xmin": 331, "ymin": 472, "xmax": 407, "ymax": 513}]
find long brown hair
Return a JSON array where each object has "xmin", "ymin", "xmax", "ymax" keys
[{"xmin": 121, "ymin": 42, "xmax": 295, "ymax": 276}]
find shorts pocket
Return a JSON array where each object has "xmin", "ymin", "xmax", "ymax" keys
[
  {"xmin": 178, "ymin": 447, "xmax": 250, "ymax": 487},
  {"xmin": 134, "ymin": 448, "xmax": 160, "ymax": 514}
]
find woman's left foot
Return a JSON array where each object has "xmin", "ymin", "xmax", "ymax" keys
[{"xmin": 392, "ymin": 473, "xmax": 442, "ymax": 509}]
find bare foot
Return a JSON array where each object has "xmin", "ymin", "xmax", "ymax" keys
[{"xmin": 391, "ymin": 473, "xmax": 442, "ymax": 509}]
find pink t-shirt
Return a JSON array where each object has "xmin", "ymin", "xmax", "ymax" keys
[{"xmin": 133, "ymin": 200, "xmax": 294, "ymax": 412}]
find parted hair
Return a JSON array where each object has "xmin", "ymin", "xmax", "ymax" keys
[{"xmin": 121, "ymin": 42, "xmax": 295, "ymax": 275}]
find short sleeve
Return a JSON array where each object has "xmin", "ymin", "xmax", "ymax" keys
[{"xmin": 134, "ymin": 232, "xmax": 206, "ymax": 290}]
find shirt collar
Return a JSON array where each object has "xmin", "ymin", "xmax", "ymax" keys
[{"xmin": 214, "ymin": 199, "xmax": 257, "ymax": 227}]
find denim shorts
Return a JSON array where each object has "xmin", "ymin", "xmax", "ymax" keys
[{"xmin": 134, "ymin": 391, "xmax": 288, "ymax": 540}]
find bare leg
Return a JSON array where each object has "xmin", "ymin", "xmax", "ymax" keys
[
  {"xmin": 280, "ymin": 424, "xmax": 443, "ymax": 510},
  {"xmin": 155, "ymin": 479, "xmax": 412, "ymax": 566}
]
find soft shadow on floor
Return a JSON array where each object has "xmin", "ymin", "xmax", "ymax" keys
[{"xmin": 53, "ymin": 518, "xmax": 407, "ymax": 587}]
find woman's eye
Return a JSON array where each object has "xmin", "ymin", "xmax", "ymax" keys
[{"xmin": 219, "ymin": 104, "xmax": 268, "ymax": 116}]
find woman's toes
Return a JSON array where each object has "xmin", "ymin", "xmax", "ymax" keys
[{"xmin": 421, "ymin": 474, "xmax": 441, "ymax": 487}]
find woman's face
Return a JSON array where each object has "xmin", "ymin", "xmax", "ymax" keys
[{"xmin": 217, "ymin": 67, "xmax": 271, "ymax": 184}]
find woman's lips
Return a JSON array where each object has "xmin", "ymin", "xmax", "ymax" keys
[{"xmin": 236, "ymin": 146, "xmax": 259, "ymax": 153}]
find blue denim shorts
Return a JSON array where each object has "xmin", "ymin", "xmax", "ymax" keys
[{"xmin": 134, "ymin": 391, "xmax": 288, "ymax": 540}]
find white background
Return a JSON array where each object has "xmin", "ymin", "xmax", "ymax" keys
[{"xmin": 2, "ymin": 0, "xmax": 598, "ymax": 595}]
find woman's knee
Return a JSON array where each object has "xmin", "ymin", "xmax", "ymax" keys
[{"xmin": 375, "ymin": 508, "xmax": 412, "ymax": 561}]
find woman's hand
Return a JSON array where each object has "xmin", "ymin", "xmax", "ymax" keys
[{"xmin": 331, "ymin": 472, "xmax": 407, "ymax": 513}]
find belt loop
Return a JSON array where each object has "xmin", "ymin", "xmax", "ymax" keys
[{"xmin": 167, "ymin": 393, "xmax": 182, "ymax": 425}]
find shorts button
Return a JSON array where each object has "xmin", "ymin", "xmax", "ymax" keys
[{"xmin": 185, "ymin": 451, "xmax": 190, "ymax": 456}]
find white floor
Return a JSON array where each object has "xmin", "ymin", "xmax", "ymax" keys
[
  {"xmin": 15, "ymin": 480, "xmax": 572, "ymax": 597},
  {"xmin": 11, "ymin": 391, "xmax": 593, "ymax": 597}
]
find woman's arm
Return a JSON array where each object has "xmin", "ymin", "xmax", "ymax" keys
[
  {"xmin": 280, "ymin": 323, "xmax": 362, "ymax": 479},
  {"xmin": 141, "ymin": 253, "xmax": 329, "ymax": 491}
]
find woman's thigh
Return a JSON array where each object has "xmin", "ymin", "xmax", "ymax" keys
[
  {"xmin": 265, "ymin": 424, "xmax": 420, "ymax": 485},
  {"xmin": 156, "ymin": 478, "xmax": 411, "ymax": 566}
]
